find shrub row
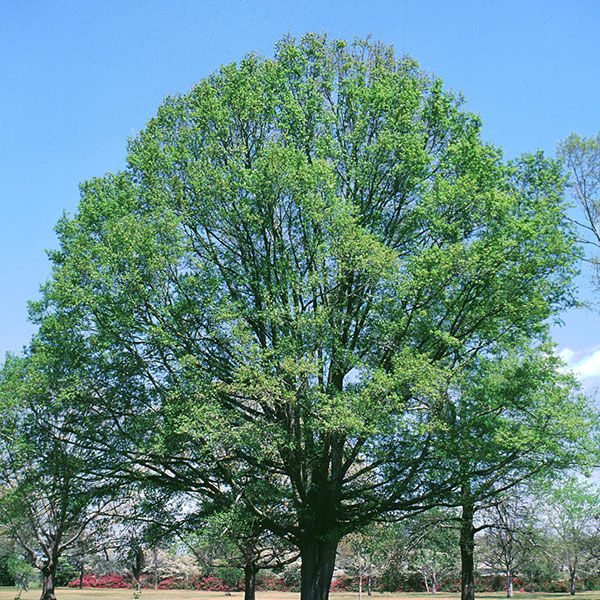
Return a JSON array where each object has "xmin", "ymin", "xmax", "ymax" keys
[{"xmin": 67, "ymin": 572, "xmax": 598, "ymax": 593}]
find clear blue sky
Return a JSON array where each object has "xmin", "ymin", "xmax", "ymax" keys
[{"xmin": 2, "ymin": 0, "xmax": 599, "ymax": 386}]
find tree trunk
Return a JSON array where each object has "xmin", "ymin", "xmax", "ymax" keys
[
  {"xmin": 40, "ymin": 563, "xmax": 58, "ymax": 600},
  {"xmin": 423, "ymin": 568, "xmax": 430, "ymax": 593},
  {"xmin": 432, "ymin": 569, "xmax": 437, "ymax": 594},
  {"xmin": 530, "ymin": 572, "xmax": 534, "ymax": 593},
  {"xmin": 299, "ymin": 537, "xmax": 339, "ymax": 600},
  {"xmin": 153, "ymin": 548, "xmax": 159, "ymax": 590},
  {"xmin": 244, "ymin": 563, "xmax": 258, "ymax": 600},
  {"xmin": 359, "ymin": 574, "xmax": 363, "ymax": 600},
  {"xmin": 79, "ymin": 561, "xmax": 84, "ymax": 589},
  {"xmin": 367, "ymin": 574, "xmax": 372, "ymax": 596},
  {"xmin": 132, "ymin": 544, "xmax": 144, "ymax": 592},
  {"xmin": 506, "ymin": 571, "xmax": 513, "ymax": 598},
  {"xmin": 460, "ymin": 502, "xmax": 476, "ymax": 600},
  {"xmin": 570, "ymin": 568, "xmax": 576, "ymax": 595}
]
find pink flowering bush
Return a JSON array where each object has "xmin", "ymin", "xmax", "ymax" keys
[{"xmin": 67, "ymin": 574, "xmax": 131, "ymax": 588}]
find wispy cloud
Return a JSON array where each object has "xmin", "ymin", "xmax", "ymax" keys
[
  {"xmin": 559, "ymin": 346, "xmax": 600, "ymax": 379},
  {"xmin": 558, "ymin": 348, "xmax": 575, "ymax": 364}
]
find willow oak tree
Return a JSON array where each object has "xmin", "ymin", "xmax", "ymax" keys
[
  {"xmin": 35, "ymin": 35, "xmax": 579, "ymax": 600},
  {"xmin": 0, "ymin": 354, "xmax": 116, "ymax": 600}
]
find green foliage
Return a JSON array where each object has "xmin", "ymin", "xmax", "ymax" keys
[
  {"xmin": 541, "ymin": 477, "xmax": 600, "ymax": 573},
  {"xmin": 28, "ymin": 33, "xmax": 589, "ymax": 599},
  {"xmin": 215, "ymin": 566, "xmax": 243, "ymax": 590},
  {"xmin": 4, "ymin": 553, "xmax": 34, "ymax": 589},
  {"xmin": 0, "ymin": 555, "xmax": 15, "ymax": 586},
  {"xmin": 55, "ymin": 558, "xmax": 80, "ymax": 586}
]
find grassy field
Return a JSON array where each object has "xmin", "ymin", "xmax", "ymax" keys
[{"xmin": 2, "ymin": 591, "xmax": 600, "ymax": 600}]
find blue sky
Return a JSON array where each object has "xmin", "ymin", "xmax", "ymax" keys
[{"xmin": 1, "ymin": 0, "xmax": 599, "ymax": 389}]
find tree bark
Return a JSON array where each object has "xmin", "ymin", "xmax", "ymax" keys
[
  {"xmin": 244, "ymin": 562, "xmax": 258, "ymax": 600},
  {"xmin": 530, "ymin": 572, "xmax": 534, "ymax": 593},
  {"xmin": 432, "ymin": 569, "xmax": 437, "ymax": 594},
  {"xmin": 570, "ymin": 568, "xmax": 576, "ymax": 595},
  {"xmin": 299, "ymin": 536, "xmax": 339, "ymax": 600},
  {"xmin": 153, "ymin": 548, "xmax": 159, "ymax": 590},
  {"xmin": 40, "ymin": 563, "xmax": 58, "ymax": 600},
  {"xmin": 367, "ymin": 574, "xmax": 372, "ymax": 596},
  {"xmin": 460, "ymin": 502, "xmax": 476, "ymax": 600},
  {"xmin": 132, "ymin": 544, "xmax": 144, "ymax": 592},
  {"xmin": 506, "ymin": 571, "xmax": 513, "ymax": 598}
]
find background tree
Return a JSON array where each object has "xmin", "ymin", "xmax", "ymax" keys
[
  {"xmin": 0, "ymin": 353, "xmax": 116, "ymax": 600},
  {"xmin": 35, "ymin": 33, "xmax": 582, "ymax": 600},
  {"xmin": 4, "ymin": 553, "xmax": 35, "ymax": 599},
  {"xmin": 338, "ymin": 524, "xmax": 396, "ymax": 599},
  {"xmin": 183, "ymin": 508, "xmax": 296, "ymax": 600},
  {"xmin": 557, "ymin": 133, "xmax": 600, "ymax": 288},
  {"xmin": 539, "ymin": 478, "xmax": 600, "ymax": 595},
  {"xmin": 436, "ymin": 347, "xmax": 594, "ymax": 600},
  {"xmin": 407, "ymin": 515, "xmax": 458, "ymax": 594},
  {"xmin": 478, "ymin": 494, "xmax": 540, "ymax": 598}
]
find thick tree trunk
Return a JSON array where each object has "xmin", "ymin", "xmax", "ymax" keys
[
  {"xmin": 460, "ymin": 503, "xmax": 476, "ymax": 600},
  {"xmin": 299, "ymin": 537, "xmax": 339, "ymax": 600},
  {"xmin": 367, "ymin": 574, "xmax": 372, "ymax": 596},
  {"xmin": 79, "ymin": 561, "xmax": 84, "ymax": 589},
  {"xmin": 40, "ymin": 564, "xmax": 58, "ymax": 600},
  {"xmin": 506, "ymin": 571, "xmax": 513, "ymax": 598},
  {"xmin": 244, "ymin": 562, "xmax": 258, "ymax": 600},
  {"xmin": 432, "ymin": 569, "xmax": 437, "ymax": 594},
  {"xmin": 423, "ymin": 568, "xmax": 430, "ymax": 594}
]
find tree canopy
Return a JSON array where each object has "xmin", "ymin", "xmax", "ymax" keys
[{"xmin": 30, "ymin": 34, "xmax": 586, "ymax": 600}]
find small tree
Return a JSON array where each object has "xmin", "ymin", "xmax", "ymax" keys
[
  {"xmin": 0, "ymin": 354, "xmax": 115, "ymax": 600},
  {"xmin": 408, "ymin": 516, "xmax": 458, "ymax": 594},
  {"xmin": 5, "ymin": 553, "xmax": 35, "ymax": 600},
  {"xmin": 540, "ymin": 478, "xmax": 600, "ymax": 595},
  {"xmin": 436, "ymin": 348, "xmax": 595, "ymax": 600},
  {"xmin": 182, "ymin": 507, "xmax": 295, "ymax": 600},
  {"xmin": 478, "ymin": 494, "xmax": 541, "ymax": 597},
  {"xmin": 339, "ymin": 525, "xmax": 394, "ymax": 599}
]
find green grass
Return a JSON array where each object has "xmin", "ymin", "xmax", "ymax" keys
[{"xmin": 1, "ymin": 591, "xmax": 600, "ymax": 600}]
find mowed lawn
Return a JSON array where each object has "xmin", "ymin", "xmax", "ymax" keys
[{"xmin": 2, "ymin": 591, "xmax": 600, "ymax": 600}]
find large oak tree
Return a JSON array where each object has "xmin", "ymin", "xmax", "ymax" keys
[{"xmin": 34, "ymin": 34, "xmax": 582, "ymax": 600}]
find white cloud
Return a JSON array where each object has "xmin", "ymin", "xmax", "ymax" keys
[
  {"xmin": 559, "ymin": 346, "xmax": 600, "ymax": 379},
  {"xmin": 558, "ymin": 348, "xmax": 575, "ymax": 363},
  {"xmin": 572, "ymin": 349, "xmax": 600, "ymax": 379}
]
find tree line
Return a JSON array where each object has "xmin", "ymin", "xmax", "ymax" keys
[
  {"xmin": 0, "ymin": 33, "xmax": 599, "ymax": 600},
  {"xmin": 2, "ymin": 482, "xmax": 600, "ymax": 598}
]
